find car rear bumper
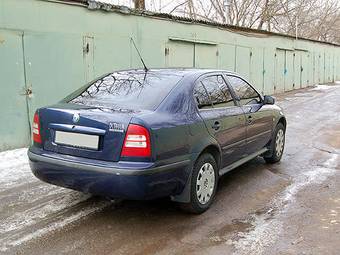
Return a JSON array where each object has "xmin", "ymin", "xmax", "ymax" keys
[{"xmin": 28, "ymin": 148, "xmax": 191, "ymax": 200}]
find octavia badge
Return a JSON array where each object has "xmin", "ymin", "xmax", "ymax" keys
[{"xmin": 72, "ymin": 113, "xmax": 80, "ymax": 123}]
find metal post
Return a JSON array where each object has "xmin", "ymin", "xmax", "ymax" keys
[{"xmin": 295, "ymin": 17, "xmax": 298, "ymax": 40}]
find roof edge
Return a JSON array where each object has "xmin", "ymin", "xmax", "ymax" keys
[{"xmin": 45, "ymin": 0, "xmax": 340, "ymax": 47}]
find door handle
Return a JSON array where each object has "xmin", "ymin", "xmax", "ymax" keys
[
  {"xmin": 21, "ymin": 86, "xmax": 33, "ymax": 98},
  {"xmin": 247, "ymin": 115, "xmax": 253, "ymax": 125},
  {"xmin": 212, "ymin": 121, "xmax": 221, "ymax": 130}
]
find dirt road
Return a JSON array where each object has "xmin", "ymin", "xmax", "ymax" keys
[{"xmin": 1, "ymin": 84, "xmax": 339, "ymax": 255}]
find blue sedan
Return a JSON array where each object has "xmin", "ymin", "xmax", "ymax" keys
[{"xmin": 28, "ymin": 69, "xmax": 286, "ymax": 213}]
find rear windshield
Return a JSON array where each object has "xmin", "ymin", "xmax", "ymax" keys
[{"xmin": 65, "ymin": 70, "xmax": 184, "ymax": 111}]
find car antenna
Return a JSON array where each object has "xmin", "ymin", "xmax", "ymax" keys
[{"xmin": 130, "ymin": 37, "xmax": 148, "ymax": 72}]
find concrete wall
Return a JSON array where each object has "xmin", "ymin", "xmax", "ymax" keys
[{"xmin": 1, "ymin": 0, "xmax": 340, "ymax": 150}]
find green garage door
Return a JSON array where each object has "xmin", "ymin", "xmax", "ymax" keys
[
  {"xmin": 23, "ymin": 33, "xmax": 86, "ymax": 124},
  {"xmin": 294, "ymin": 51, "xmax": 302, "ymax": 89},
  {"xmin": 166, "ymin": 40, "xmax": 195, "ymax": 67},
  {"xmin": 236, "ymin": 46, "xmax": 251, "ymax": 81},
  {"xmin": 218, "ymin": 44, "xmax": 235, "ymax": 71},
  {"xmin": 285, "ymin": 51, "xmax": 294, "ymax": 91},
  {"xmin": 166, "ymin": 40, "xmax": 218, "ymax": 69},
  {"xmin": 194, "ymin": 44, "xmax": 218, "ymax": 68},
  {"xmin": 275, "ymin": 49, "xmax": 285, "ymax": 93},
  {"xmin": 0, "ymin": 30, "xmax": 30, "ymax": 150},
  {"xmin": 300, "ymin": 52, "xmax": 309, "ymax": 88}
]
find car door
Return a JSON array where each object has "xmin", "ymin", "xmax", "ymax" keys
[
  {"xmin": 193, "ymin": 74, "xmax": 247, "ymax": 167},
  {"xmin": 226, "ymin": 75, "xmax": 273, "ymax": 155}
]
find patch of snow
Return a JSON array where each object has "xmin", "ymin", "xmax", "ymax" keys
[
  {"xmin": 0, "ymin": 148, "xmax": 32, "ymax": 191},
  {"xmin": 232, "ymin": 216, "xmax": 282, "ymax": 255},
  {"xmin": 0, "ymin": 148, "xmax": 28, "ymax": 169},
  {"xmin": 0, "ymin": 200, "xmax": 110, "ymax": 252},
  {"xmin": 0, "ymin": 192, "xmax": 91, "ymax": 234},
  {"xmin": 282, "ymin": 166, "xmax": 336, "ymax": 204},
  {"xmin": 311, "ymin": 84, "xmax": 340, "ymax": 91},
  {"xmin": 283, "ymin": 97, "xmax": 298, "ymax": 101},
  {"xmin": 0, "ymin": 148, "xmax": 114, "ymax": 252}
]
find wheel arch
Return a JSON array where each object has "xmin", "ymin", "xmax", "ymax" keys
[
  {"xmin": 197, "ymin": 144, "xmax": 222, "ymax": 170},
  {"xmin": 277, "ymin": 116, "xmax": 287, "ymax": 130},
  {"xmin": 171, "ymin": 142, "xmax": 222, "ymax": 203},
  {"xmin": 264, "ymin": 115, "xmax": 286, "ymax": 158}
]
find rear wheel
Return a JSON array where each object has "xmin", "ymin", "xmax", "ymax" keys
[
  {"xmin": 180, "ymin": 153, "xmax": 218, "ymax": 214},
  {"xmin": 264, "ymin": 123, "xmax": 285, "ymax": 163}
]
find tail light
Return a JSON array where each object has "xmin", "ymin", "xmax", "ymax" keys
[
  {"xmin": 121, "ymin": 124, "xmax": 151, "ymax": 158},
  {"xmin": 32, "ymin": 112, "xmax": 42, "ymax": 144}
]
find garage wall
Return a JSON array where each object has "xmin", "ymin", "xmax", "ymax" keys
[{"xmin": 1, "ymin": 0, "xmax": 340, "ymax": 150}]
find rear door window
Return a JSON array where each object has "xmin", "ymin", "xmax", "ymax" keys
[
  {"xmin": 193, "ymin": 83, "xmax": 212, "ymax": 109},
  {"xmin": 66, "ymin": 70, "xmax": 184, "ymax": 111},
  {"xmin": 193, "ymin": 75, "xmax": 235, "ymax": 109}
]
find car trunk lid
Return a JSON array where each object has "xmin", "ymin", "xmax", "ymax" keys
[{"xmin": 39, "ymin": 103, "xmax": 136, "ymax": 162}]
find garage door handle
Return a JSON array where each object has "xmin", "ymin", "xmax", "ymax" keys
[
  {"xmin": 247, "ymin": 116, "xmax": 253, "ymax": 124},
  {"xmin": 212, "ymin": 121, "xmax": 221, "ymax": 130}
]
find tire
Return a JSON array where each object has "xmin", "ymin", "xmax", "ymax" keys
[
  {"xmin": 180, "ymin": 153, "xmax": 218, "ymax": 214},
  {"xmin": 264, "ymin": 123, "xmax": 285, "ymax": 163}
]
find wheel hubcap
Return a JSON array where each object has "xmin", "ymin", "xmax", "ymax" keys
[
  {"xmin": 275, "ymin": 129, "xmax": 285, "ymax": 158},
  {"xmin": 196, "ymin": 163, "xmax": 215, "ymax": 205}
]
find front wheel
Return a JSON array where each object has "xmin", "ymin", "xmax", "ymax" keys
[
  {"xmin": 180, "ymin": 153, "xmax": 218, "ymax": 214},
  {"xmin": 264, "ymin": 123, "xmax": 285, "ymax": 163}
]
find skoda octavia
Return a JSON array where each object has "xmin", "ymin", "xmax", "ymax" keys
[{"xmin": 28, "ymin": 69, "xmax": 286, "ymax": 213}]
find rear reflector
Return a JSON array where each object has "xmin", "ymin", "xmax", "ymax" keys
[
  {"xmin": 121, "ymin": 124, "xmax": 151, "ymax": 157},
  {"xmin": 33, "ymin": 112, "xmax": 42, "ymax": 144}
]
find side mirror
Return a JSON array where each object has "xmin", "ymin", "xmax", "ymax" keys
[{"xmin": 263, "ymin": 95, "xmax": 275, "ymax": 105}]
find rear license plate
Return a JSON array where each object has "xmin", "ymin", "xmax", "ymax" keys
[{"xmin": 54, "ymin": 131, "xmax": 99, "ymax": 150}]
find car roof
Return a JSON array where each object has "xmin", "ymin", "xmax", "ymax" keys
[{"xmin": 113, "ymin": 68, "xmax": 240, "ymax": 78}]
